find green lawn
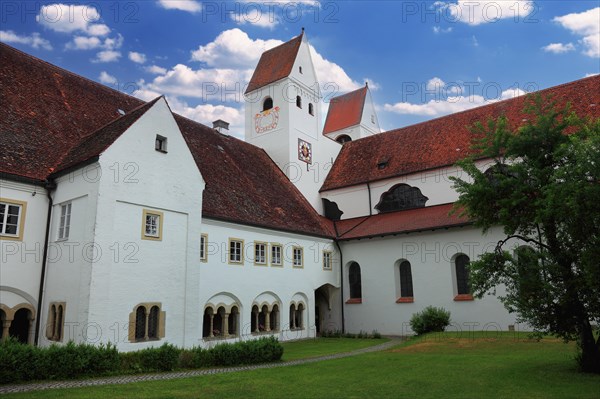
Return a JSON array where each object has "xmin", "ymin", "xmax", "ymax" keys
[
  {"xmin": 281, "ymin": 337, "xmax": 388, "ymax": 361},
  {"xmin": 4, "ymin": 334, "xmax": 599, "ymax": 398}
]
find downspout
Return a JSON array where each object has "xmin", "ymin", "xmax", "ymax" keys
[
  {"xmin": 333, "ymin": 222, "xmax": 345, "ymax": 333},
  {"xmin": 366, "ymin": 182, "xmax": 373, "ymax": 216},
  {"xmin": 34, "ymin": 178, "xmax": 56, "ymax": 345}
]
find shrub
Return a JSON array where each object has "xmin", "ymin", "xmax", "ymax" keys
[
  {"xmin": 137, "ymin": 343, "xmax": 181, "ymax": 372},
  {"xmin": 410, "ymin": 306, "xmax": 451, "ymax": 335},
  {"xmin": 372, "ymin": 330, "xmax": 382, "ymax": 339}
]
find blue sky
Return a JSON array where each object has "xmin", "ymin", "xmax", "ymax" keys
[{"xmin": 1, "ymin": 1, "xmax": 599, "ymax": 138}]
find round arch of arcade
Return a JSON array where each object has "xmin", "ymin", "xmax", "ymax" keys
[
  {"xmin": 202, "ymin": 293, "xmax": 242, "ymax": 339},
  {"xmin": 250, "ymin": 291, "xmax": 282, "ymax": 335},
  {"xmin": 289, "ymin": 292, "xmax": 308, "ymax": 331},
  {"xmin": 0, "ymin": 302, "xmax": 36, "ymax": 344}
]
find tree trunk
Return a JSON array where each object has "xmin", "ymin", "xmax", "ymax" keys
[{"xmin": 578, "ymin": 318, "xmax": 600, "ymax": 373}]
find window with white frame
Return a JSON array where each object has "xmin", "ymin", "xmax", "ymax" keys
[
  {"xmin": 0, "ymin": 200, "xmax": 25, "ymax": 239},
  {"xmin": 323, "ymin": 251, "xmax": 332, "ymax": 270},
  {"xmin": 293, "ymin": 247, "xmax": 304, "ymax": 268},
  {"xmin": 254, "ymin": 242, "xmax": 267, "ymax": 265},
  {"xmin": 229, "ymin": 239, "xmax": 243, "ymax": 264},
  {"xmin": 271, "ymin": 244, "xmax": 282, "ymax": 266},
  {"xmin": 142, "ymin": 209, "xmax": 163, "ymax": 241},
  {"xmin": 58, "ymin": 203, "xmax": 71, "ymax": 240},
  {"xmin": 200, "ymin": 234, "xmax": 208, "ymax": 261}
]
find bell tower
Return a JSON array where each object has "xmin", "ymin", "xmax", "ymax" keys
[{"xmin": 244, "ymin": 29, "xmax": 341, "ymax": 213}]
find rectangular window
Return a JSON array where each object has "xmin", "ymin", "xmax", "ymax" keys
[
  {"xmin": 155, "ymin": 134, "xmax": 168, "ymax": 153},
  {"xmin": 271, "ymin": 244, "xmax": 282, "ymax": 267},
  {"xmin": 0, "ymin": 199, "xmax": 26, "ymax": 240},
  {"xmin": 229, "ymin": 239, "xmax": 244, "ymax": 264},
  {"xmin": 293, "ymin": 247, "xmax": 304, "ymax": 268},
  {"xmin": 141, "ymin": 209, "xmax": 163, "ymax": 241},
  {"xmin": 254, "ymin": 242, "xmax": 267, "ymax": 265},
  {"xmin": 200, "ymin": 234, "xmax": 208, "ymax": 261},
  {"xmin": 58, "ymin": 203, "xmax": 72, "ymax": 240},
  {"xmin": 323, "ymin": 251, "xmax": 332, "ymax": 270}
]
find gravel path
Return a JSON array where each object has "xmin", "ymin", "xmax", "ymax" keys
[{"xmin": 0, "ymin": 338, "xmax": 402, "ymax": 394}]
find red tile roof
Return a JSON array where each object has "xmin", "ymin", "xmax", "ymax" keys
[
  {"xmin": 321, "ymin": 75, "xmax": 600, "ymax": 191},
  {"xmin": 245, "ymin": 33, "xmax": 303, "ymax": 94},
  {"xmin": 323, "ymin": 86, "xmax": 367, "ymax": 134},
  {"xmin": 0, "ymin": 43, "xmax": 144, "ymax": 181},
  {"xmin": 0, "ymin": 43, "xmax": 333, "ymax": 238},
  {"xmin": 334, "ymin": 203, "xmax": 470, "ymax": 241}
]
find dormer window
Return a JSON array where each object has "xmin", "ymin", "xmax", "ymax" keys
[
  {"xmin": 155, "ymin": 135, "xmax": 167, "ymax": 153},
  {"xmin": 296, "ymin": 96, "xmax": 302, "ymax": 109},
  {"xmin": 263, "ymin": 97, "xmax": 273, "ymax": 111},
  {"xmin": 308, "ymin": 103, "xmax": 314, "ymax": 116}
]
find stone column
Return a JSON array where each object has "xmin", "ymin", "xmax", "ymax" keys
[
  {"xmin": 209, "ymin": 314, "xmax": 214, "ymax": 337},
  {"xmin": 265, "ymin": 311, "xmax": 271, "ymax": 332},
  {"xmin": 254, "ymin": 311, "xmax": 259, "ymax": 333},
  {"xmin": 223, "ymin": 313, "xmax": 230, "ymax": 338},
  {"xmin": 1, "ymin": 320, "xmax": 11, "ymax": 342}
]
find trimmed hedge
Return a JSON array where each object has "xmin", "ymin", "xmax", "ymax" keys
[
  {"xmin": 0, "ymin": 336, "xmax": 283, "ymax": 384},
  {"xmin": 410, "ymin": 306, "xmax": 451, "ymax": 335}
]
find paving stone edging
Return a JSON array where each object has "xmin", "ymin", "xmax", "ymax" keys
[{"xmin": 0, "ymin": 339, "xmax": 401, "ymax": 394}]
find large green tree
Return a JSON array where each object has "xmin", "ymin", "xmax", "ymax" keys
[{"xmin": 451, "ymin": 96, "xmax": 600, "ymax": 373}]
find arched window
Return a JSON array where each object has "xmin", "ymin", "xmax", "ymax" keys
[
  {"xmin": 148, "ymin": 306, "xmax": 160, "ymax": 339},
  {"xmin": 336, "ymin": 135, "xmax": 352, "ymax": 144},
  {"xmin": 375, "ymin": 184, "xmax": 428, "ymax": 213},
  {"xmin": 399, "ymin": 261, "xmax": 414, "ymax": 298},
  {"xmin": 263, "ymin": 97, "xmax": 273, "ymax": 111},
  {"xmin": 202, "ymin": 308, "xmax": 213, "ymax": 338},
  {"xmin": 228, "ymin": 306, "xmax": 238, "ymax": 336},
  {"xmin": 349, "ymin": 262, "xmax": 362, "ymax": 300},
  {"xmin": 455, "ymin": 255, "xmax": 470, "ymax": 295},
  {"xmin": 296, "ymin": 96, "xmax": 302, "ymax": 108},
  {"xmin": 308, "ymin": 103, "xmax": 314, "ymax": 116},
  {"xmin": 135, "ymin": 306, "xmax": 146, "ymax": 341}
]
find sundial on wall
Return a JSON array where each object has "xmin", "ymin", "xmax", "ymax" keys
[
  {"xmin": 254, "ymin": 106, "xmax": 280, "ymax": 134},
  {"xmin": 298, "ymin": 139, "xmax": 312, "ymax": 164}
]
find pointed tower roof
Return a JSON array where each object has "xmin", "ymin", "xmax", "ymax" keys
[
  {"xmin": 322, "ymin": 85, "xmax": 369, "ymax": 134},
  {"xmin": 245, "ymin": 32, "xmax": 304, "ymax": 94}
]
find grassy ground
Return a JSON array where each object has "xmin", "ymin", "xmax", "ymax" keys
[
  {"xmin": 281, "ymin": 337, "xmax": 388, "ymax": 361},
  {"xmin": 4, "ymin": 333, "xmax": 599, "ymax": 398}
]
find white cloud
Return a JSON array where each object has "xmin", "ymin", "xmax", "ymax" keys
[
  {"xmin": 0, "ymin": 30, "xmax": 52, "ymax": 50},
  {"xmin": 584, "ymin": 72, "xmax": 599, "ymax": 78},
  {"xmin": 553, "ymin": 7, "xmax": 600, "ymax": 58},
  {"xmin": 309, "ymin": 44, "xmax": 361, "ymax": 93},
  {"xmin": 436, "ymin": 1, "xmax": 534, "ymax": 26},
  {"xmin": 433, "ymin": 26, "xmax": 453, "ymax": 34},
  {"xmin": 129, "ymin": 51, "xmax": 147, "ymax": 64},
  {"xmin": 157, "ymin": 0, "xmax": 201, "ymax": 13},
  {"xmin": 145, "ymin": 65, "xmax": 167, "ymax": 74},
  {"xmin": 363, "ymin": 78, "xmax": 380, "ymax": 91},
  {"xmin": 232, "ymin": 11, "xmax": 279, "ymax": 29},
  {"xmin": 99, "ymin": 71, "xmax": 118, "ymax": 85},
  {"xmin": 37, "ymin": 4, "xmax": 110, "ymax": 36},
  {"xmin": 92, "ymin": 50, "xmax": 121, "ymax": 63},
  {"xmin": 191, "ymin": 28, "xmax": 282, "ymax": 69},
  {"xmin": 542, "ymin": 42, "xmax": 575, "ymax": 54},
  {"xmin": 384, "ymin": 84, "xmax": 527, "ymax": 117},
  {"xmin": 66, "ymin": 34, "xmax": 123, "ymax": 51}
]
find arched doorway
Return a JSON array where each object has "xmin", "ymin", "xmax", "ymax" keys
[{"xmin": 9, "ymin": 308, "xmax": 32, "ymax": 344}]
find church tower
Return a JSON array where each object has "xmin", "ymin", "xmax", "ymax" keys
[
  {"xmin": 244, "ymin": 30, "xmax": 341, "ymax": 213},
  {"xmin": 322, "ymin": 83, "xmax": 381, "ymax": 143}
]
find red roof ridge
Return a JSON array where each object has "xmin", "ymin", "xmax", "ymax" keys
[
  {"xmin": 245, "ymin": 33, "xmax": 303, "ymax": 94},
  {"xmin": 323, "ymin": 85, "xmax": 368, "ymax": 134}
]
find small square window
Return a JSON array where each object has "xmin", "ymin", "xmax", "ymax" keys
[
  {"xmin": 229, "ymin": 239, "xmax": 244, "ymax": 264},
  {"xmin": 58, "ymin": 202, "xmax": 72, "ymax": 240},
  {"xmin": 200, "ymin": 234, "xmax": 208, "ymax": 261},
  {"xmin": 142, "ymin": 209, "xmax": 163, "ymax": 241},
  {"xmin": 293, "ymin": 247, "xmax": 303, "ymax": 268},
  {"xmin": 0, "ymin": 199, "xmax": 26, "ymax": 240},
  {"xmin": 271, "ymin": 244, "xmax": 283, "ymax": 267},
  {"xmin": 155, "ymin": 135, "xmax": 168, "ymax": 153},
  {"xmin": 323, "ymin": 251, "xmax": 332, "ymax": 270}
]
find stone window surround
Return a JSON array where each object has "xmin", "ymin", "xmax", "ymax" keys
[
  {"xmin": 228, "ymin": 238, "xmax": 244, "ymax": 265},
  {"xmin": 0, "ymin": 303, "xmax": 35, "ymax": 343},
  {"xmin": 452, "ymin": 253, "xmax": 474, "ymax": 301},
  {"xmin": 292, "ymin": 246, "xmax": 304, "ymax": 268},
  {"xmin": 46, "ymin": 302, "xmax": 66, "ymax": 342},
  {"xmin": 322, "ymin": 250, "xmax": 333, "ymax": 271},
  {"xmin": 141, "ymin": 209, "xmax": 163, "ymax": 241},
  {"xmin": 0, "ymin": 198, "xmax": 27, "ymax": 241},
  {"xmin": 251, "ymin": 302, "xmax": 280, "ymax": 334},
  {"xmin": 200, "ymin": 233, "xmax": 208, "ymax": 262},
  {"xmin": 128, "ymin": 302, "xmax": 166, "ymax": 342},
  {"xmin": 289, "ymin": 301, "xmax": 305, "ymax": 330},
  {"xmin": 203, "ymin": 303, "xmax": 240, "ymax": 339},
  {"xmin": 254, "ymin": 241, "xmax": 268, "ymax": 266},
  {"xmin": 270, "ymin": 243, "xmax": 283, "ymax": 267}
]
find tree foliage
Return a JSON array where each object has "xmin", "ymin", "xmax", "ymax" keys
[{"xmin": 451, "ymin": 95, "xmax": 600, "ymax": 373}]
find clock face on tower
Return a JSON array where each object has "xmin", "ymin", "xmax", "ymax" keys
[
  {"xmin": 298, "ymin": 139, "xmax": 312, "ymax": 164},
  {"xmin": 254, "ymin": 107, "xmax": 280, "ymax": 134}
]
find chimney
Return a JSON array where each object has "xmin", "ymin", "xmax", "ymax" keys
[{"xmin": 212, "ymin": 119, "xmax": 229, "ymax": 134}]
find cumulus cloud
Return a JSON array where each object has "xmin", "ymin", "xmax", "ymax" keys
[
  {"xmin": 157, "ymin": 0, "xmax": 201, "ymax": 13},
  {"xmin": 99, "ymin": 71, "xmax": 118, "ymax": 85},
  {"xmin": 0, "ymin": 30, "xmax": 52, "ymax": 50},
  {"xmin": 435, "ymin": 1, "xmax": 534, "ymax": 26},
  {"xmin": 129, "ymin": 51, "xmax": 147, "ymax": 64},
  {"xmin": 145, "ymin": 65, "xmax": 167, "ymax": 74},
  {"xmin": 66, "ymin": 34, "xmax": 123, "ymax": 51},
  {"xmin": 309, "ymin": 44, "xmax": 361, "ymax": 93},
  {"xmin": 232, "ymin": 11, "xmax": 279, "ymax": 29},
  {"xmin": 92, "ymin": 50, "xmax": 121, "ymax": 63},
  {"xmin": 384, "ymin": 80, "xmax": 527, "ymax": 117},
  {"xmin": 553, "ymin": 7, "xmax": 600, "ymax": 58},
  {"xmin": 542, "ymin": 42, "xmax": 575, "ymax": 54},
  {"xmin": 37, "ymin": 4, "xmax": 110, "ymax": 36}
]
